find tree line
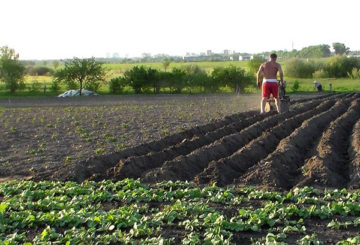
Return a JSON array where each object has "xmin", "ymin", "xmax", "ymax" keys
[{"xmin": 1, "ymin": 45, "xmax": 360, "ymax": 94}]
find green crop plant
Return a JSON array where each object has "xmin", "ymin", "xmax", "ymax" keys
[
  {"xmin": 1, "ymin": 180, "xmax": 360, "ymax": 244},
  {"xmin": 94, "ymin": 148, "xmax": 105, "ymax": 155}
]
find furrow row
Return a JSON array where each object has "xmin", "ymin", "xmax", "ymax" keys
[
  {"xmin": 236, "ymin": 96, "xmax": 354, "ymax": 190},
  {"xmin": 194, "ymin": 98, "xmax": 337, "ymax": 186},
  {"xmin": 295, "ymin": 98, "xmax": 360, "ymax": 188},
  {"xmin": 51, "ymin": 110, "xmax": 258, "ymax": 181},
  {"xmin": 347, "ymin": 119, "xmax": 360, "ymax": 189},
  {"xmin": 107, "ymin": 113, "xmax": 270, "ymax": 180},
  {"xmin": 139, "ymin": 99, "xmax": 329, "ymax": 183}
]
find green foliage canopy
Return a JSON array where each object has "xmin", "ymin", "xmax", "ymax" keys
[
  {"xmin": 284, "ymin": 59, "xmax": 316, "ymax": 78},
  {"xmin": 298, "ymin": 45, "xmax": 331, "ymax": 58},
  {"xmin": 324, "ymin": 55, "xmax": 360, "ymax": 78},
  {"xmin": 332, "ymin": 42, "xmax": 350, "ymax": 55},
  {"xmin": 54, "ymin": 57, "xmax": 105, "ymax": 95},
  {"xmin": 247, "ymin": 55, "xmax": 266, "ymax": 74},
  {"xmin": 211, "ymin": 66, "xmax": 253, "ymax": 94},
  {"xmin": 0, "ymin": 46, "xmax": 25, "ymax": 93}
]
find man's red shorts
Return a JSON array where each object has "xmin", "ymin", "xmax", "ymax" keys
[{"xmin": 262, "ymin": 82, "xmax": 278, "ymax": 98}]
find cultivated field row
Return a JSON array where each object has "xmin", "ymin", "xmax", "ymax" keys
[{"xmin": 52, "ymin": 92, "xmax": 360, "ymax": 190}]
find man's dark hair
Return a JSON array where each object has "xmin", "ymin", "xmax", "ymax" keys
[{"xmin": 270, "ymin": 53, "xmax": 277, "ymax": 59}]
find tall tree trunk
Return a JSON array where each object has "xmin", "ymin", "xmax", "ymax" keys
[{"xmin": 79, "ymin": 79, "xmax": 83, "ymax": 96}]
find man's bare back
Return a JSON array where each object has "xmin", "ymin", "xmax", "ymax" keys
[{"xmin": 261, "ymin": 61, "xmax": 282, "ymax": 79}]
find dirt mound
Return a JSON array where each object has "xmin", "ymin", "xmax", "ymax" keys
[{"xmin": 49, "ymin": 92, "xmax": 360, "ymax": 190}]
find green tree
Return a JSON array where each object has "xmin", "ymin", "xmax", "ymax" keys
[
  {"xmin": 247, "ymin": 55, "xmax": 266, "ymax": 74},
  {"xmin": 212, "ymin": 66, "xmax": 253, "ymax": 94},
  {"xmin": 109, "ymin": 76, "xmax": 127, "ymax": 94},
  {"xmin": 170, "ymin": 68, "xmax": 187, "ymax": 93},
  {"xmin": 284, "ymin": 59, "xmax": 316, "ymax": 78},
  {"xmin": 332, "ymin": 42, "xmax": 350, "ymax": 55},
  {"xmin": 162, "ymin": 58, "xmax": 171, "ymax": 71},
  {"xmin": 54, "ymin": 57, "xmax": 105, "ymax": 95},
  {"xmin": 52, "ymin": 60, "xmax": 60, "ymax": 70},
  {"xmin": 324, "ymin": 55, "xmax": 360, "ymax": 78},
  {"xmin": 298, "ymin": 45, "xmax": 331, "ymax": 58},
  {"xmin": 182, "ymin": 64, "xmax": 209, "ymax": 92},
  {"xmin": 0, "ymin": 46, "xmax": 25, "ymax": 93},
  {"xmin": 123, "ymin": 66, "xmax": 156, "ymax": 94}
]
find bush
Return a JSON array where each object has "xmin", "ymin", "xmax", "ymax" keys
[
  {"xmin": 313, "ymin": 69, "xmax": 328, "ymax": 79},
  {"xmin": 348, "ymin": 67, "xmax": 360, "ymax": 79},
  {"xmin": 211, "ymin": 66, "xmax": 254, "ymax": 94},
  {"xmin": 50, "ymin": 80, "xmax": 61, "ymax": 92},
  {"xmin": 182, "ymin": 65, "xmax": 210, "ymax": 92},
  {"xmin": 65, "ymin": 80, "xmax": 78, "ymax": 90},
  {"xmin": 109, "ymin": 77, "xmax": 127, "ymax": 94},
  {"xmin": 27, "ymin": 66, "xmax": 54, "ymax": 76},
  {"xmin": 247, "ymin": 56, "xmax": 266, "ymax": 74},
  {"xmin": 171, "ymin": 68, "xmax": 187, "ymax": 93},
  {"xmin": 84, "ymin": 80, "xmax": 101, "ymax": 92},
  {"xmin": 323, "ymin": 55, "xmax": 360, "ymax": 78},
  {"xmin": 285, "ymin": 59, "xmax": 316, "ymax": 78},
  {"xmin": 124, "ymin": 66, "xmax": 149, "ymax": 94},
  {"xmin": 292, "ymin": 80, "xmax": 300, "ymax": 92},
  {"xmin": 28, "ymin": 80, "xmax": 42, "ymax": 92}
]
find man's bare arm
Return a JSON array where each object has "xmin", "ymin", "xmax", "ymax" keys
[
  {"xmin": 256, "ymin": 65, "xmax": 263, "ymax": 88},
  {"xmin": 278, "ymin": 64, "xmax": 284, "ymax": 82}
]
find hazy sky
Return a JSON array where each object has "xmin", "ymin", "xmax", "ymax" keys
[{"xmin": 2, "ymin": 0, "xmax": 359, "ymax": 60}]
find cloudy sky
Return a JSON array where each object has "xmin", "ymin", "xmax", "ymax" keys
[{"xmin": 1, "ymin": 0, "xmax": 359, "ymax": 60}]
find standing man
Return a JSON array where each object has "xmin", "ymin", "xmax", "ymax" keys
[{"xmin": 257, "ymin": 53, "xmax": 284, "ymax": 113}]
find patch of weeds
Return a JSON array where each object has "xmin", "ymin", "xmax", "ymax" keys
[
  {"xmin": 65, "ymin": 156, "xmax": 72, "ymax": 163},
  {"xmin": 2, "ymin": 161, "xmax": 9, "ymax": 167},
  {"xmin": 94, "ymin": 148, "xmax": 105, "ymax": 155},
  {"xmin": 27, "ymin": 148, "xmax": 45, "ymax": 155},
  {"xmin": 107, "ymin": 137, "xmax": 117, "ymax": 142},
  {"xmin": 161, "ymin": 129, "xmax": 170, "ymax": 136},
  {"xmin": 121, "ymin": 123, "xmax": 129, "ymax": 129},
  {"xmin": 80, "ymin": 132, "xmax": 90, "ymax": 138},
  {"xmin": 116, "ymin": 143, "xmax": 126, "ymax": 149},
  {"xmin": 72, "ymin": 120, "xmax": 80, "ymax": 126}
]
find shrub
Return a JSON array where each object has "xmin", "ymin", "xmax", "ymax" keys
[
  {"xmin": 323, "ymin": 55, "xmax": 360, "ymax": 78},
  {"xmin": 65, "ymin": 80, "xmax": 78, "ymax": 90},
  {"xmin": 27, "ymin": 66, "xmax": 54, "ymax": 76},
  {"xmin": 28, "ymin": 80, "xmax": 42, "ymax": 92},
  {"xmin": 292, "ymin": 80, "xmax": 300, "ymax": 92},
  {"xmin": 313, "ymin": 69, "xmax": 328, "ymax": 79},
  {"xmin": 347, "ymin": 67, "xmax": 360, "ymax": 79},
  {"xmin": 50, "ymin": 80, "xmax": 61, "ymax": 92},
  {"xmin": 109, "ymin": 77, "xmax": 127, "ymax": 94},
  {"xmin": 182, "ymin": 65, "xmax": 210, "ymax": 92},
  {"xmin": 211, "ymin": 66, "xmax": 254, "ymax": 94},
  {"xmin": 247, "ymin": 56, "xmax": 266, "ymax": 74},
  {"xmin": 123, "ymin": 66, "xmax": 149, "ymax": 94},
  {"xmin": 285, "ymin": 59, "xmax": 316, "ymax": 78},
  {"xmin": 171, "ymin": 68, "xmax": 187, "ymax": 93},
  {"xmin": 84, "ymin": 80, "xmax": 101, "ymax": 92}
]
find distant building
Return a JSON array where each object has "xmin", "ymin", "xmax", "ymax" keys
[
  {"xmin": 347, "ymin": 54, "xmax": 360, "ymax": 58},
  {"xmin": 239, "ymin": 55, "xmax": 251, "ymax": 61},
  {"xmin": 230, "ymin": 54, "xmax": 239, "ymax": 61},
  {"xmin": 206, "ymin": 50, "xmax": 212, "ymax": 56},
  {"xmin": 224, "ymin": 49, "xmax": 230, "ymax": 55}
]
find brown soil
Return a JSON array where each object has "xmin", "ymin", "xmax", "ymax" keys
[{"xmin": 1, "ymin": 92, "xmax": 360, "ymax": 191}]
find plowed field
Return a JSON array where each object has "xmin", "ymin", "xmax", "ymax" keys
[{"xmin": 51, "ymin": 92, "xmax": 360, "ymax": 190}]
